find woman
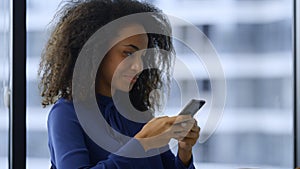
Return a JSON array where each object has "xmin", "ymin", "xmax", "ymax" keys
[{"xmin": 39, "ymin": 0, "xmax": 200, "ymax": 168}]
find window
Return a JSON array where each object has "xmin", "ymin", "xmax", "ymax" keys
[
  {"xmin": 148, "ymin": 0, "xmax": 293, "ymax": 168},
  {"xmin": 0, "ymin": 0, "xmax": 10, "ymax": 168},
  {"xmin": 26, "ymin": 0, "xmax": 61, "ymax": 168},
  {"xmin": 25, "ymin": 0, "xmax": 295, "ymax": 168}
]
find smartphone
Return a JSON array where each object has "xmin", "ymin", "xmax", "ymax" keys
[{"xmin": 178, "ymin": 99, "xmax": 205, "ymax": 117}]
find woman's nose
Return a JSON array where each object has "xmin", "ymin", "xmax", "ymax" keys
[{"xmin": 130, "ymin": 55, "xmax": 143, "ymax": 72}]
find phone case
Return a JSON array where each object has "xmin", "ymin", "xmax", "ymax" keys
[{"xmin": 178, "ymin": 99, "xmax": 206, "ymax": 116}]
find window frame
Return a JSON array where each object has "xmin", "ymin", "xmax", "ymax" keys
[
  {"xmin": 7, "ymin": 0, "xmax": 300, "ymax": 168},
  {"xmin": 294, "ymin": 0, "xmax": 300, "ymax": 167},
  {"xmin": 8, "ymin": 0, "xmax": 26, "ymax": 168}
]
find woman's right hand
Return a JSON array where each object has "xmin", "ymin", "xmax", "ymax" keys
[{"xmin": 134, "ymin": 115, "xmax": 195, "ymax": 151}]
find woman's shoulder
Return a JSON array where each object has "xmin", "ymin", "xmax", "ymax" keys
[
  {"xmin": 47, "ymin": 98, "xmax": 87, "ymax": 150},
  {"xmin": 52, "ymin": 97, "xmax": 74, "ymax": 109},
  {"xmin": 47, "ymin": 98, "xmax": 77, "ymax": 124}
]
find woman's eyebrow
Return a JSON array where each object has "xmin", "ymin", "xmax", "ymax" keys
[{"xmin": 124, "ymin": 44, "xmax": 140, "ymax": 51}]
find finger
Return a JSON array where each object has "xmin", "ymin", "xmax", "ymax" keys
[
  {"xmin": 173, "ymin": 121, "xmax": 195, "ymax": 133},
  {"xmin": 172, "ymin": 133, "xmax": 187, "ymax": 141},
  {"xmin": 167, "ymin": 119, "xmax": 196, "ymax": 137},
  {"xmin": 156, "ymin": 115, "xmax": 168, "ymax": 119},
  {"xmin": 182, "ymin": 130, "xmax": 199, "ymax": 139},
  {"xmin": 193, "ymin": 119, "xmax": 198, "ymax": 126},
  {"xmin": 173, "ymin": 127, "xmax": 200, "ymax": 139},
  {"xmin": 191, "ymin": 125, "xmax": 200, "ymax": 132},
  {"xmin": 179, "ymin": 137, "xmax": 196, "ymax": 144},
  {"xmin": 172, "ymin": 115, "xmax": 193, "ymax": 124},
  {"xmin": 171, "ymin": 121, "xmax": 195, "ymax": 133},
  {"xmin": 177, "ymin": 134, "xmax": 198, "ymax": 143},
  {"xmin": 180, "ymin": 119, "xmax": 196, "ymax": 127},
  {"xmin": 180, "ymin": 122, "xmax": 187, "ymax": 127},
  {"xmin": 169, "ymin": 127, "xmax": 190, "ymax": 137},
  {"xmin": 179, "ymin": 132, "xmax": 200, "ymax": 143},
  {"xmin": 169, "ymin": 127, "xmax": 191, "ymax": 139},
  {"xmin": 176, "ymin": 128, "xmax": 200, "ymax": 141}
]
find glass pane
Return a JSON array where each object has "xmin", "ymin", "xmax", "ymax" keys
[
  {"xmin": 26, "ymin": 0, "xmax": 62, "ymax": 168},
  {"xmin": 26, "ymin": 0, "xmax": 294, "ymax": 168},
  {"xmin": 0, "ymin": 0, "xmax": 10, "ymax": 168},
  {"xmin": 148, "ymin": 0, "xmax": 293, "ymax": 168}
]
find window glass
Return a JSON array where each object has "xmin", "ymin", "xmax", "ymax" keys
[
  {"xmin": 26, "ymin": 0, "xmax": 293, "ymax": 168},
  {"xmin": 26, "ymin": 0, "xmax": 62, "ymax": 168},
  {"xmin": 0, "ymin": 0, "xmax": 10, "ymax": 168},
  {"xmin": 148, "ymin": 0, "xmax": 293, "ymax": 168}
]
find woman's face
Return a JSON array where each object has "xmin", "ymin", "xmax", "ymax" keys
[{"xmin": 96, "ymin": 24, "xmax": 148, "ymax": 96}]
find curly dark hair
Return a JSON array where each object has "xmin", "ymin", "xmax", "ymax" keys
[{"xmin": 38, "ymin": 0, "xmax": 175, "ymax": 111}]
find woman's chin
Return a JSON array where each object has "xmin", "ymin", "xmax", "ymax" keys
[{"xmin": 117, "ymin": 85, "xmax": 132, "ymax": 93}]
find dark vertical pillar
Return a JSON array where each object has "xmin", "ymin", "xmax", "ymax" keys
[
  {"xmin": 294, "ymin": 0, "xmax": 300, "ymax": 167},
  {"xmin": 9, "ymin": 0, "xmax": 26, "ymax": 168}
]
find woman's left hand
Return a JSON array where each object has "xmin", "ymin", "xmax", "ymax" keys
[{"xmin": 177, "ymin": 119, "xmax": 200, "ymax": 166}]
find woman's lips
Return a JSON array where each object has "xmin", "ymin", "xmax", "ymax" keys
[{"xmin": 123, "ymin": 74, "xmax": 138, "ymax": 83}]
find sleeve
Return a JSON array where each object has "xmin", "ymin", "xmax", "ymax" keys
[
  {"xmin": 47, "ymin": 102, "xmax": 149, "ymax": 169},
  {"xmin": 160, "ymin": 148, "xmax": 195, "ymax": 169}
]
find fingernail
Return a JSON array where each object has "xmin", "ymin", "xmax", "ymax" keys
[{"xmin": 181, "ymin": 123, "xmax": 187, "ymax": 127}]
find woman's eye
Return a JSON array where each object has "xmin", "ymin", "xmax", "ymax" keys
[{"xmin": 124, "ymin": 51, "xmax": 134, "ymax": 57}]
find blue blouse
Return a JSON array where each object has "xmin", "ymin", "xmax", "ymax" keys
[{"xmin": 47, "ymin": 93, "xmax": 195, "ymax": 169}]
